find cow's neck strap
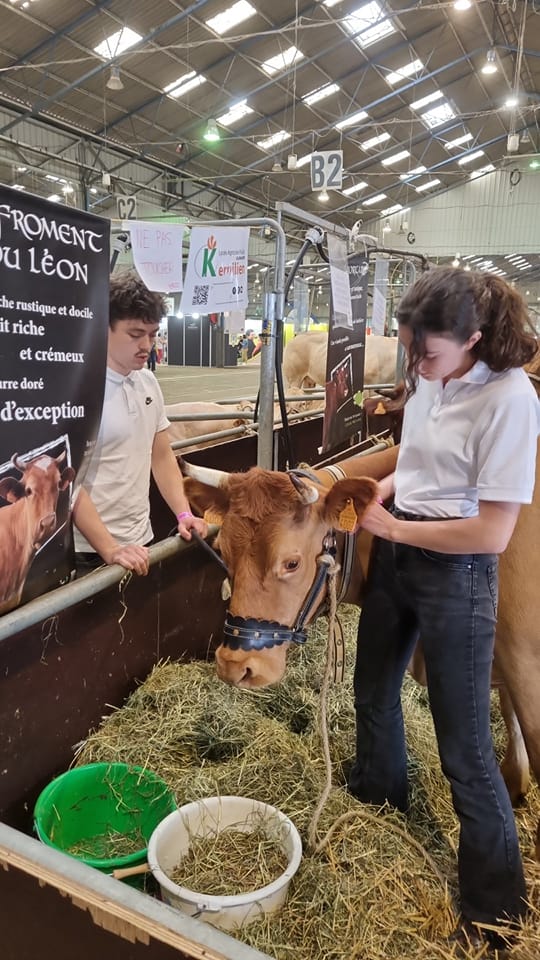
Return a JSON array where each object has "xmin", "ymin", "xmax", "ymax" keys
[{"xmin": 223, "ymin": 541, "xmax": 339, "ymax": 652}]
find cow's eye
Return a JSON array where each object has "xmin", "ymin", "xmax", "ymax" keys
[{"xmin": 284, "ymin": 559, "xmax": 299, "ymax": 572}]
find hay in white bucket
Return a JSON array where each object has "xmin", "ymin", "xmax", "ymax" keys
[{"xmin": 148, "ymin": 795, "xmax": 302, "ymax": 931}]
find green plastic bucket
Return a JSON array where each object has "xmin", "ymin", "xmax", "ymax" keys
[{"xmin": 33, "ymin": 762, "xmax": 176, "ymax": 879}]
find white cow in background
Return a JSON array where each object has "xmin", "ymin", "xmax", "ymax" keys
[{"xmin": 282, "ymin": 331, "xmax": 400, "ymax": 390}]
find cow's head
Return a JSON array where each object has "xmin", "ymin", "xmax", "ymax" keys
[
  {"xmin": 0, "ymin": 451, "xmax": 75, "ymax": 547},
  {"xmin": 183, "ymin": 463, "xmax": 377, "ymax": 688},
  {"xmin": 333, "ymin": 365, "xmax": 350, "ymax": 403}
]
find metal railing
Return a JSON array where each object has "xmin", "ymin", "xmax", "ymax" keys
[{"xmin": 0, "ymin": 533, "xmax": 217, "ymax": 644}]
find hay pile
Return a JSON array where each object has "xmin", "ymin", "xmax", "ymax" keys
[{"xmin": 76, "ymin": 608, "xmax": 540, "ymax": 960}]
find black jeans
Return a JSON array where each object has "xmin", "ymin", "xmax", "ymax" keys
[
  {"xmin": 75, "ymin": 552, "xmax": 105, "ymax": 577},
  {"xmin": 349, "ymin": 536, "xmax": 526, "ymax": 926}
]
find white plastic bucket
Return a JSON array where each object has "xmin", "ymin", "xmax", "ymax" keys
[{"xmin": 147, "ymin": 795, "xmax": 302, "ymax": 931}]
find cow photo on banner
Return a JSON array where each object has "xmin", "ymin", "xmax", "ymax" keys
[
  {"xmin": 0, "ymin": 186, "xmax": 110, "ymax": 613},
  {"xmin": 321, "ymin": 252, "xmax": 369, "ymax": 453}
]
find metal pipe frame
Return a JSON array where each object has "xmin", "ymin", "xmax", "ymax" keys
[{"xmin": 0, "ymin": 531, "xmax": 217, "ymax": 645}]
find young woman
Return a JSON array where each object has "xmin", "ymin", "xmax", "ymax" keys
[{"xmin": 349, "ymin": 267, "xmax": 539, "ymax": 953}]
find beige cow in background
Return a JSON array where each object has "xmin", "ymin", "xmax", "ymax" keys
[{"xmin": 283, "ymin": 331, "xmax": 400, "ymax": 390}]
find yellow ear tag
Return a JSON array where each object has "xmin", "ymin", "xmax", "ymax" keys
[
  {"xmin": 374, "ymin": 401, "xmax": 387, "ymax": 415},
  {"xmin": 204, "ymin": 509, "xmax": 223, "ymax": 525},
  {"xmin": 338, "ymin": 498, "xmax": 358, "ymax": 532}
]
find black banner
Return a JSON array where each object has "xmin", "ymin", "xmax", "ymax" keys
[
  {"xmin": 0, "ymin": 187, "xmax": 110, "ymax": 613},
  {"xmin": 322, "ymin": 253, "xmax": 368, "ymax": 452}
]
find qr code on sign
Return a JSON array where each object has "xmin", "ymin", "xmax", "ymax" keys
[{"xmin": 193, "ymin": 285, "xmax": 209, "ymax": 306}]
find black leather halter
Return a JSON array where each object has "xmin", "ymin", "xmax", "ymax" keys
[
  {"xmin": 193, "ymin": 467, "xmax": 357, "ymax": 653},
  {"xmin": 223, "ymin": 532, "xmax": 338, "ymax": 652}
]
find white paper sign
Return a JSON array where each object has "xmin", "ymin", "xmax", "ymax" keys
[
  {"xmin": 327, "ymin": 233, "xmax": 352, "ymax": 327},
  {"xmin": 126, "ymin": 221, "xmax": 184, "ymax": 293},
  {"xmin": 180, "ymin": 226, "xmax": 249, "ymax": 314}
]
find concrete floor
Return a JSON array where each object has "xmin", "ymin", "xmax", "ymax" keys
[{"xmin": 154, "ymin": 362, "xmax": 262, "ymax": 404}]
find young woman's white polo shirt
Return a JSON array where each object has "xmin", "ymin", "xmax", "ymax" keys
[
  {"xmin": 74, "ymin": 367, "xmax": 169, "ymax": 550},
  {"xmin": 395, "ymin": 362, "xmax": 540, "ymax": 518}
]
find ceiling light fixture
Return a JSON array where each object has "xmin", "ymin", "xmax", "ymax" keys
[
  {"xmin": 102, "ymin": 172, "xmax": 111, "ymax": 187},
  {"xmin": 203, "ymin": 119, "xmax": 221, "ymax": 142},
  {"xmin": 504, "ymin": 95, "xmax": 519, "ymax": 108},
  {"xmin": 454, "ymin": 0, "xmax": 471, "ymax": 10},
  {"xmin": 106, "ymin": 66, "xmax": 124, "ymax": 91},
  {"xmin": 271, "ymin": 161, "xmax": 282, "ymax": 172},
  {"xmin": 507, "ymin": 133, "xmax": 520, "ymax": 152},
  {"xmin": 317, "ymin": 189, "xmax": 329, "ymax": 203},
  {"xmin": 382, "ymin": 220, "xmax": 391, "ymax": 234},
  {"xmin": 481, "ymin": 48, "xmax": 498, "ymax": 75}
]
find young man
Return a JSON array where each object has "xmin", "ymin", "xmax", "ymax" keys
[{"xmin": 72, "ymin": 271, "xmax": 206, "ymax": 576}]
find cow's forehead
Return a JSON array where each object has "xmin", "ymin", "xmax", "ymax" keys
[{"xmin": 32, "ymin": 456, "xmax": 54, "ymax": 473}]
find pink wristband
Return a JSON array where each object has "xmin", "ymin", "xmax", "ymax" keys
[{"xmin": 176, "ymin": 511, "xmax": 193, "ymax": 522}]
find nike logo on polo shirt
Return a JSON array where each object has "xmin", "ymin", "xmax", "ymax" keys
[{"xmin": 145, "ymin": 397, "xmax": 153, "ymax": 405}]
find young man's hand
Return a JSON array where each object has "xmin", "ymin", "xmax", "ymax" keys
[{"xmin": 104, "ymin": 544, "xmax": 150, "ymax": 575}]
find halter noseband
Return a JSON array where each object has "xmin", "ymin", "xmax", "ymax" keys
[{"xmin": 223, "ymin": 535, "xmax": 338, "ymax": 652}]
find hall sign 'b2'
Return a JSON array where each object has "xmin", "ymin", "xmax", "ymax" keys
[{"xmin": 310, "ymin": 151, "xmax": 343, "ymax": 191}]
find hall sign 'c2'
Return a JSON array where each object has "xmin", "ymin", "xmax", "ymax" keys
[{"xmin": 180, "ymin": 226, "xmax": 249, "ymax": 314}]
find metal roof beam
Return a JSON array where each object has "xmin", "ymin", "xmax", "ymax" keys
[
  {"xmin": 187, "ymin": 48, "xmax": 486, "ymax": 203},
  {"xmin": 0, "ymin": 0, "xmax": 213, "ymax": 136},
  {"xmin": 8, "ymin": 0, "xmax": 116, "ymax": 68}
]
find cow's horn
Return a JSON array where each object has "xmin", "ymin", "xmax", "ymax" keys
[
  {"xmin": 11, "ymin": 453, "xmax": 26, "ymax": 473},
  {"xmin": 181, "ymin": 460, "xmax": 230, "ymax": 488},
  {"xmin": 289, "ymin": 473, "xmax": 319, "ymax": 504}
]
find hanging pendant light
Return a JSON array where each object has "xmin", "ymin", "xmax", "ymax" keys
[
  {"xmin": 203, "ymin": 119, "xmax": 221, "ymax": 142},
  {"xmin": 106, "ymin": 66, "xmax": 124, "ymax": 91},
  {"xmin": 481, "ymin": 48, "xmax": 498, "ymax": 75}
]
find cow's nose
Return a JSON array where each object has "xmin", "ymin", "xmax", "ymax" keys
[{"xmin": 39, "ymin": 513, "xmax": 56, "ymax": 537}]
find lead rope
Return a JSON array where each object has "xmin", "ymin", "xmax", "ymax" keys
[
  {"xmin": 307, "ymin": 555, "xmax": 340, "ymax": 851},
  {"xmin": 306, "ymin": 566, "xmax": 449, "ymax": 892}
]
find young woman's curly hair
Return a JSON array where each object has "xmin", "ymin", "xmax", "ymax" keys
[
  {"xmin": 396, "ymin": 267, "xmax": 538, "ymax": 393},
  {"xmin": 109, "ymin": 270, "xmax": 167, "ymax": 327}
]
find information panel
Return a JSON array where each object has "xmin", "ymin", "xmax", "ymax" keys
[{"xmin": 0, "ymin": 187, "xmax": 110, "ymax": 612}]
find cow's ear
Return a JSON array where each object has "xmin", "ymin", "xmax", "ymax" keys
[
  {"xmin": 59, "ymin": 467, "xmax": 76, "ymax": 491},
  {"xmin": 322, "ymin": 478, "xmax": 378, "ymax": 531},
  {"xmin": 184, "ymin": 478, "xmax": 230, "ymax": 524},
  {"xmin": 0, "ymin": 478, "xmax": 25, "ymax": 503}
]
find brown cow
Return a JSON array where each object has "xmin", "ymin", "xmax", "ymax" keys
[
  {"xmin": 283, "ymin": 331, "xmax": 399, "ymax": 390},
  {"xmin": 182, "ymin": 427, "xmax": 540, "ymax": 855},
  {"xmin": 0, "ymin": 451, "xmax": 75, "ymax": 615},
  {"xmin": 321, "ymin": 363, "xmax": 352, "ymax": 450}
]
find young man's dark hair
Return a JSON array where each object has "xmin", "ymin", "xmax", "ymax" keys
[{"xmin": 109, "ymin": 270, "xmax": 167, "ymax": 327}]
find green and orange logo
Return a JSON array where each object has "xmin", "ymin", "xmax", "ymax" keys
[{"xmin": 202, "ymin": 234, "xmax": 217, "ymax": 277}]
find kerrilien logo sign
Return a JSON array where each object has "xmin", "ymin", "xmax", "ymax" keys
[{"xmin": 181, "ymin": 227, "xmax": 249, "ymax": 313}]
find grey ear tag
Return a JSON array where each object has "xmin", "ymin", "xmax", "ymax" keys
[{"xmin": 221, "ymin": 578, "xmax": 231, "ymax": 601}]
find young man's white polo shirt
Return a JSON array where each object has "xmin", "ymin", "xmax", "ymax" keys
[
  {"xmin": 74, "ymin": 367, "xmax": 169, "ymax": 551},
  {"xmin": 395, "ymin": 361, "xmax": 540, "ymax": 518}
]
